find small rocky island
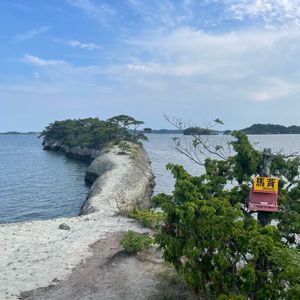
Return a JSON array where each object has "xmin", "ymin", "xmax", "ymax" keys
[
  {"xmin": 0, "ymin": 116, "xmax": 184, "ymax": 300},
  {"xmin": 40, "ymin": 116, "xmax": 155, "ymax": 215},
  {"xmin": 40, "ymin": 116, "xmax": 147, "ymax": 161}
]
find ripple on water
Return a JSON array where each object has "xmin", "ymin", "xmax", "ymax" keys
[{"xmin": 0, "ymin": 134, "xmax": 90, "ymax": 223}]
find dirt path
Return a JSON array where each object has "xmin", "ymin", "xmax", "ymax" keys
[{"xmin": 19, "ymin": 233, "xmax": 194, "ymax": 300}]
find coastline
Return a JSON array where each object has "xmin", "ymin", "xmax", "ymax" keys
[{"xmin": 0, "ymin": 142, "xmax": 154, "ymax": 300}]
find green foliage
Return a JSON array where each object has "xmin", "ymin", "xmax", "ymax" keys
[
  {"xmin": 107, "ymin": 114, "xmax": 139, "ymax": 128},
  {"xmin": 183, "ymin": 127, "xmax": 217, "ymax": 136},
  {"xmin": 230, "ymin": 131, "xmax": 262, "ymax": 183},
  {"xmin": 118, "ymin": 141, "xmax": 132, "ymax": 154},
  {"xmin": 154, "ymin": 131, "xmax": 300, "ymax": 299},
  {"xmin": 128, "ymin": 208, "xmax": 164, "ymax": 228},
  {"xmin": 107, "ymin": 114, "xmax": 147, "ymax": 142},
  {"xmin": 121, "ymin": 230, "xmax": 153, "ymax": 254},
  {"xmin": 143, "ymin": 127, "xmax": 153, "ymax": 133},
  {"xmin": 242, "ymin": 123, "xmax": 300, "ymax": 134},
  {"xmin": 214, "ymin": 118, "xmax": 224, "ymax": 125},
  {"xmin": 39, "ymin": 115, "xmax": 147, "ymax": 149}
]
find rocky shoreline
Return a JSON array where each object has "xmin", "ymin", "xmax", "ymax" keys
[
  {"xmin": 0, "ymin": 141, "xmax": 155, "ymax": 300},
  {"xmin": 42, "ymin": 139, "xmax": 102, "ymax": 162},
  {"xmin": 42, "ymin": 139, "xmax": 155, "ymax": 215}
]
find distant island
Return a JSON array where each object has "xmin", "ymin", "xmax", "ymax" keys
[
  {"xmin": 149, "ymin": 123, "xmax": 300, "ymax": 135},
  {"xmin": 241, "ymin": 123, "xmax": 300, "ymax": 134},
  {"xmin": 146, "ymin": 129, "xmax": 182, "ymax": 134},
  {"xmin": 3, "ymin": 123, "xmax": 300, "ymax": 136},
  {"xmin": 183, "ymin": 127, "xmax": 217, "ymax": 135},
  {"xmin": 142, "ymin": 128, "xmax": 215, "ymax": 135}
]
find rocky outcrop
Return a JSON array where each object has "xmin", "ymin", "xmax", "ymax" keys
[
  {"xmin": 43, "ymin": 138, "xmax": 155, "ymax": 216},
  {"xmin": 81, "ymin": 142, "xmax": 155, "ymax": 216},
  {"xmin": 43, "ymin": 139, "xmax": 101, "ymax": 162}
]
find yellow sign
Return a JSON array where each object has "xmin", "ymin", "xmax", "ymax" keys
[{"xmin": 253, "ymin": 176, "xmax": 279, "ymax": 193}]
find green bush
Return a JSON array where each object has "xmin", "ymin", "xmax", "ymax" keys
[
  {"xmin": 118, "ymin": 141, "xmax": 132, "ymax": 154},
  {"xmin": 154, "ymin": 131, "xmax": 300, "ymax": 299},
  {"xmin": 128, "ymin": 208, "xmax": 164, "ymax": 228},
  {"xmin": 121, "ymin": 230, "xmax": 153, "ymax": 254}
]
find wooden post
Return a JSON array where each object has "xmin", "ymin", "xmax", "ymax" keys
[{"xmin": 257, "ymin": 148, "xmax": 272, "ymax": 226}]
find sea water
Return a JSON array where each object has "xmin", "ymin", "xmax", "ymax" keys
[{"xmin": 1, "ymin": 133, "xmax": 300, "ymax": 223}]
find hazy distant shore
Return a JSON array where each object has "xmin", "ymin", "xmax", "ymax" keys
[
  {"xmin": 0, "ymin": 132, "xmax": 40, "ymax": 135},
  {"xmin": 4, "ymin": 122, "xmax": 300, "ymax": 136}
]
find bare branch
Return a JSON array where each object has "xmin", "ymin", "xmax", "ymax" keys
[
  {"xmin": 164, "ymin": 115, "xmax": 231, "ymax": 165},
  {"xmin": 273, "ymin": 150, "xmax": 299, "ymax": 159}
]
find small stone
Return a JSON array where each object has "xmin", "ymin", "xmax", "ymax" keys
[{"xmin": 59, "ymin": 223, "xmax": 71, "ymax": 230}]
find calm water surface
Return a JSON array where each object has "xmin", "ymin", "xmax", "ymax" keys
[
  {"xmin": 0, "ymin": 134, "xmax": 89, "ymax": 223},
  {"xmin": 1, "ymin": 133, "xmax": 300, "ymax": 223}
]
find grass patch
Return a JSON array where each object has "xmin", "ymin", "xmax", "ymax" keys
[
  {"xmin": 121, "ymin": 230, "xmax": 153, "ymax": 254},
  {"xmin": 128, "ymin": 208, "xmax": 164, "ymax": 228}
]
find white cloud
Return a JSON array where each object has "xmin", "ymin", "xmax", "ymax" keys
[
  {"xmin": 22, "ymin": 54, "xmax": 67, "ymax": 66},
  {"xmin": 124, "ymin": 62, "xmax": 210, "ymax": 77},
  {"xmin": 250, "ymin": 78, "xmax": 298, "ymax": 102},
  {"xmin": 15, "ymin": 26, "xmax": 51, "ymax": 41},
  {"xmin": 68, "ymin": 39, "xmax": 102, "ymax": 50},
  {"xmin": 21, "ymin": 54, "xmax": 105, "ymax": 85},
  {"xmin": 67, "ymin": 0, "xmax": 114, "ymax": 24},
  {"xmin": 124, "ymin": 27, "xmax": 300, "ymax": 80},
  {"xmin": 229, "ymin": 0, "xmax": 300, "ymax": 27},
  {"xmin": 126, "ymin": 0, "xmax": 195, "ymax": 29},
  {"xmin": 17, "ymin": 25, "xmax": 300, "ymax": 109},
  {"xmin": 94, "ymin": 25, "xmax": 300, "ymax": 122},
  {"xmin": 134, "ymin": 26, "xmax": 299, "ymax": 53},
  {"xmin": 251, "ymin": 91, "xmax": 274, "ymax": 102},
  {"xmin": 123, "ymin": 0, "xmax": 300, "ymax": 32}
]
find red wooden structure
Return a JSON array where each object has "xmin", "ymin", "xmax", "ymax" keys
[
  {"xmin": 248, "ymin": 176, "xmax": 279, "ymax": 212},
  {"xmin": 248, "ymin": 188, "xmax": 278, "ymax": 212}
]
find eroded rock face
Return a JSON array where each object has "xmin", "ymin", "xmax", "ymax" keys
[
  {"xmin": 43, "ymin": 139, "xmax": 102, "ymax": 162},
  {"xmin": 84, "ymin": 154, "xmax": 115, "ymax": 184},
  {"xmin": 81, "ymin": 142, "xmax": 155, "ymax": 216}
]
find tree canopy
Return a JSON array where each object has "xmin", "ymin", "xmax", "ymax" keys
[
  {"xmin": 183, "ymin": 127, "xmax": 217, "ymax": 136},
  {"xmin": 39, "ymin": 115, "xmax": 147, "ymax": 149},
  {"xmin": 143, "ymin": 127, "xmax": 153, "ymax": 133}
]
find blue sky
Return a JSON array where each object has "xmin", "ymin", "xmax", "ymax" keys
[{"xmin": 1, "ymin": 0, "xmax": 300, "ymax": 131}]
